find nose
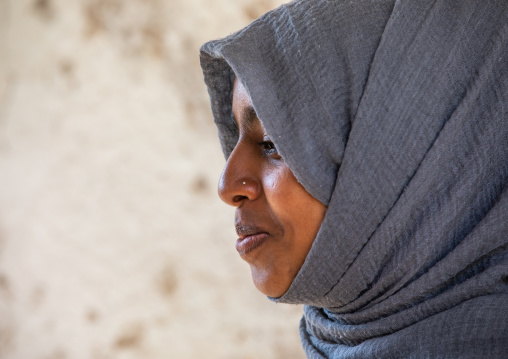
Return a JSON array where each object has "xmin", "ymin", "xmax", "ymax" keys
[{"xmin": 218, "ymin": 144, "xmax": 261, "ymax": 207}]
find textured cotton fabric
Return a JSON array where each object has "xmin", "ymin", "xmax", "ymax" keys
[{"xmin": 200, "ymin": 0, "xmax": 508, "ymax": 357}]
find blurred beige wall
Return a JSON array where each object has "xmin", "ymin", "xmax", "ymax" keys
[{"xmin": 0, "ymin": 0, "xmax": 306, "ymax": 358}]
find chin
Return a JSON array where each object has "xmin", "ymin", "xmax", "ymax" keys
[{"xmin": 251, "ymin": 267, "xmax": 291, "ymax": 298}]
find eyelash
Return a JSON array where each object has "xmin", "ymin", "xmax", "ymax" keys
[
  {"xmin": 259, "ymin": 141, "xmax": 280, "ymax": 157},
  {"xmin": 260, "ymin": 141, "xmax": 275, "ymax": 150}
]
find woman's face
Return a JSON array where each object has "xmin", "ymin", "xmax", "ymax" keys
[{"xmin": 218, "ymin": 79, "xmax": 327, "ymax": 298}]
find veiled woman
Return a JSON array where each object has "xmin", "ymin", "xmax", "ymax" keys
[{"xmin": 200, "ymin": 0, "xmax": 508, "ymax": 357}]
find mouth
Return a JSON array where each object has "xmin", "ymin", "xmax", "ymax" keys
[{"xmin": 235, "ymin": 224, "xmax": 270, "ymax": 255}]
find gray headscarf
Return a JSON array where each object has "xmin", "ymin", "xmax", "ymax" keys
[{"xmin": 200, "ymin": 0, "xmax": 508, "ymax": 357}]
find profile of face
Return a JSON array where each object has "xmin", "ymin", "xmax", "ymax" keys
[{"xmin": 218, "ymin": 79, "xmax": 327, "ymax": 298}]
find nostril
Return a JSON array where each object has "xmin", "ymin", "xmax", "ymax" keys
[{"xmin": 232, "ymin": 194, "xmax": 248, "ymax": 203}]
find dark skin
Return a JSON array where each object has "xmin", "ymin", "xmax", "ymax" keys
[{"xmin": 218, "ymin": 79, "xmax": 327, "ymax": 297}]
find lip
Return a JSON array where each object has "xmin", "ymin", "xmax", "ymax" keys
[{"xmin": 235, "ymin": 225, "xmax": 270, "ymax": 255}]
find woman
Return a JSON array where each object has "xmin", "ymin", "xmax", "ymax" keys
[{"xmin": 200, "ymin": 0, "xmax": 508, "ymax": 357}]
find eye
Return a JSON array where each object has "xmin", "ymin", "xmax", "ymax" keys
[
  {"xmin": 261, "ymin": 141, "xmax": 275, "ymax": 151},
  {"xmin": 258, "ymin": 140, "xmax": 281, "ymax": 159}
]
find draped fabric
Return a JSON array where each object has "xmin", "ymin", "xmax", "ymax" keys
[{"xmin": 200, "ymin": 0, "xmax": 508, "ymax": 357}]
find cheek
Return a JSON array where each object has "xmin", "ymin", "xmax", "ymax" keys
[
  {"xmin": 262, "ymin": 165, "xmax": 325, "ymax": 238},
  {"xmin": 262, "ymin": 166, "xmax": 294, "ymax": 212},
  {"xmin": 253, "ymin": 164, "xmax": 326, "ymax": 297}
]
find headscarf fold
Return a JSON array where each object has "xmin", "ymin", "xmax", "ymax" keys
[{"xmin": 200, "ymin": 0, "xmax": 508, "ymax": 357}]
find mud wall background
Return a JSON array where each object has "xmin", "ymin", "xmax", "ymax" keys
[{"xmin": 0, "ymin": 0, "xmax": 306, "ymax": 358}]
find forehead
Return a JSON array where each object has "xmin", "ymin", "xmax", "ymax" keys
[{"xmin": 232, "ymin": 78, "xmax": 259, "ymax": 132}]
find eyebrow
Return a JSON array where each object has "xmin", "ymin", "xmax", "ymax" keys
[{"xmin": 233, "ymin": 105, "xmax": 258, "ymax": 133}]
